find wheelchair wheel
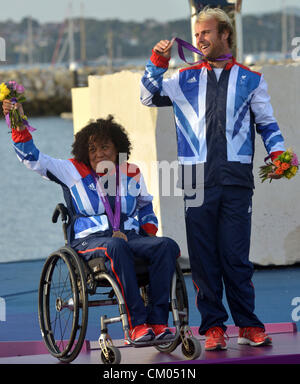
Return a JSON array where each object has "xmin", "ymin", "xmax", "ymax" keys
[
  {"xmin": 38, "ymin": 247, "xmax": 88, "ymax": 363},
  {"xmin": 181, "ymin": 336, "xmax": 201, "ymax": 360},
  {"xmin": 155, "ymin": 261, "xmax": 189, "ymax": 354},
  {"xmin": 100, "ymin": 346, "xmax": 121, "ymax": 365}
]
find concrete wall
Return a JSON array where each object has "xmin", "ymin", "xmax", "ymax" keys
[
  {"xmin": 71, "ymin": 64, "xmax": 300, "ymax": 267},
  {"xmin": 251, "ymin": 63, "xmax": 300, "ymax": 265}
]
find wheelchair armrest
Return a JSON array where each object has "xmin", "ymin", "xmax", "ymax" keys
[{"xmin": 52, "ymin": 203, "xmax": 69, "ymax": 224}]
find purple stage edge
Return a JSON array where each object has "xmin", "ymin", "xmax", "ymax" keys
[{"xmin": 0, "ymin": 323, "xmax": 299, "ymax": 364}]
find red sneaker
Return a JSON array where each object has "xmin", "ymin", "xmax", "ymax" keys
[
  {"xmin": 238, "ymin": 327, "xmax": 272, "ymax": 346},
  {"xmin": 205, "ymin": 326, "xmax": 227, "ymax": 351},
  {"xmin": 125, "ymin": 324, "xmax": 155, "ymax": 345},
  {"xmin": 150, "ymin": 324, "xmax": 174, "ymax": 341}
]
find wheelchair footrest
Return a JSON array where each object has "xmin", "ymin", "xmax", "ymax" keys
[
  {"xmin": 126, "ymin": 334, "xmax": 180, "ymax": 348},
  {"xmin": 87, "ymin": 257, "xmax": 107, "ymax": 273}
]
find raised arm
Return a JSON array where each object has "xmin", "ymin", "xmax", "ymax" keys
[
  {"xmin": 2, "ymin": 100, "xmax": 79, "ymax": 187},
  {"xmin": 140, "ymin": 39, "xmax": 179, "ymax": 108}
]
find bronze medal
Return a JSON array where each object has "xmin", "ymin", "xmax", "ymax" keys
[{"xmin": 112, "ymin": 230, "xmax": 128, "ymax": 242}]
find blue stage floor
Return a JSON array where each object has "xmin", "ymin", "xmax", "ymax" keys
[{"xmin": 0, "ymin": 259, "xmax": 300, "ymax": 342}]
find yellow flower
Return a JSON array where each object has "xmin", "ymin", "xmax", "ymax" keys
[
  {"xmin": 0, "ymin": 83, "xmax": 10, "ymax": 99},
  {"xmin": 282, "ymin": 153, "xmax": 292, "ymax": 162},
  {"xmin": 290, "ymin": 166, "xmax": 298, "ymax": 175}
]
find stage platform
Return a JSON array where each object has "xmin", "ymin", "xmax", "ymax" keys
[{"xmin": 0, "ymin": 323, "xmax": 299, "ymax": 364}]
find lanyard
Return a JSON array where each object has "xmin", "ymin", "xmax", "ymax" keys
[
  {"xmin": 92, "ymin": 165, "xmax": 121, "ymax": 232},
  {"xmin": 174, "ymin": 37, "xmax": 233, "ymax": 65}
]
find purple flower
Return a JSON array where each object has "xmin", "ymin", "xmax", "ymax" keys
[
  {"xmin": 291, "ymin": 153, "xmax": 299, "ymax": 166},
  {"xmin": 16, "ymin": 84, "xmax": 25, "ymax": 94}
]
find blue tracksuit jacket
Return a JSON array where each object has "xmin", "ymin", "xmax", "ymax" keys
[
  {"xmin": 12, "ymin": 128, "xmax": 158, "ymax": 241},
  {"xmin": 140, "ymin": 51, "xmax": 285, "ymax": 188}
]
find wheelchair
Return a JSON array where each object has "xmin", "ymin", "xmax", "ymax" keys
[{"xmin": 38, "ymin": 203, "xmax": 201, "ymax": 364}]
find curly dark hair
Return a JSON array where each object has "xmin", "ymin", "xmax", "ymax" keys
[{"xmin": 71, "ymin": 115, "xmax": 132, "ymax": 167}]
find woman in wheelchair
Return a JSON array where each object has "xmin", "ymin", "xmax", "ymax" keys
[{"xmin": 3, "ymin": 100, "xmax": 180, "ymax": 344}]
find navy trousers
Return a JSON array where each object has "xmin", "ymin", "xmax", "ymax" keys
[
  {"xmin": 185, "ymin": 185, "xmax": 264, "ymax": 334},
  {"xmin": 73, "ymin": 231, "xmax": 179, "ymax": 329}
]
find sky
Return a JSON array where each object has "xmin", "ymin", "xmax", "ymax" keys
[{"xmin": 0, "ymin": 0, "xmax": 299, "ymax": 23}]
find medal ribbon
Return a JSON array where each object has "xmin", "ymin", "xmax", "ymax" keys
[
  {"xmin": 92, "ymin": 165, "xmax": 121, "ymax": 232},
  {"xmin": 174, "ymin": 37, "xmax": 233, "ymax": 65}
]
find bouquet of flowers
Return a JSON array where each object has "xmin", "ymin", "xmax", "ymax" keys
[
  {"xmin": 0, "ymin": 81, "xmax": 35, "ymax": 132},
  {"xmin": 259, "ymin": 149, "xmax": 299, "ymax": 183},
  {"xmin": 0, "ymin": 81, "xmax": 27, "ymax": 128}
]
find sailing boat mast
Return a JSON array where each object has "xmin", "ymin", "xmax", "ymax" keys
[
  {"xmin": 281, "ymin": 0, "xmax": 288, "ymax": 57},
  {"xmin": 80, "ymin": 2, "xmax": 87, "ymax": 64},
  {"xmin": 27, "ymin": 17, "xmax": 34, "ymax": 65},
  {"xmin": 68, "ymin": 1, "xmax": 75, "ymax": 65}
]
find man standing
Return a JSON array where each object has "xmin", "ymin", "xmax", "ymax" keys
[{"xmin": 140, "ymin": 7, "xmax": 285, "ymax": 351}]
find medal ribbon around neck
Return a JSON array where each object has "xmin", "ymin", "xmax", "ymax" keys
[
  {"xmin": 92, "ymin": 165, "xmax": 122, "ymax": 233},
  {"xmin": 174, "ymin": 37, "xmax": 232, "ymax": 65}
]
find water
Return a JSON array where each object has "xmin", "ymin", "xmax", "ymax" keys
[{"xmin": 0, "ymin": 116, "xmax": 74, "ymax": 263}]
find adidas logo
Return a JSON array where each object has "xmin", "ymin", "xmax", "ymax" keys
[
  {"xmin": 187, "ymin": 76, "xmax": 197, "ymax": 83},
  {"xmin": 88, "ymin": 183, "xmax": 97, "ymax": 191}
]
